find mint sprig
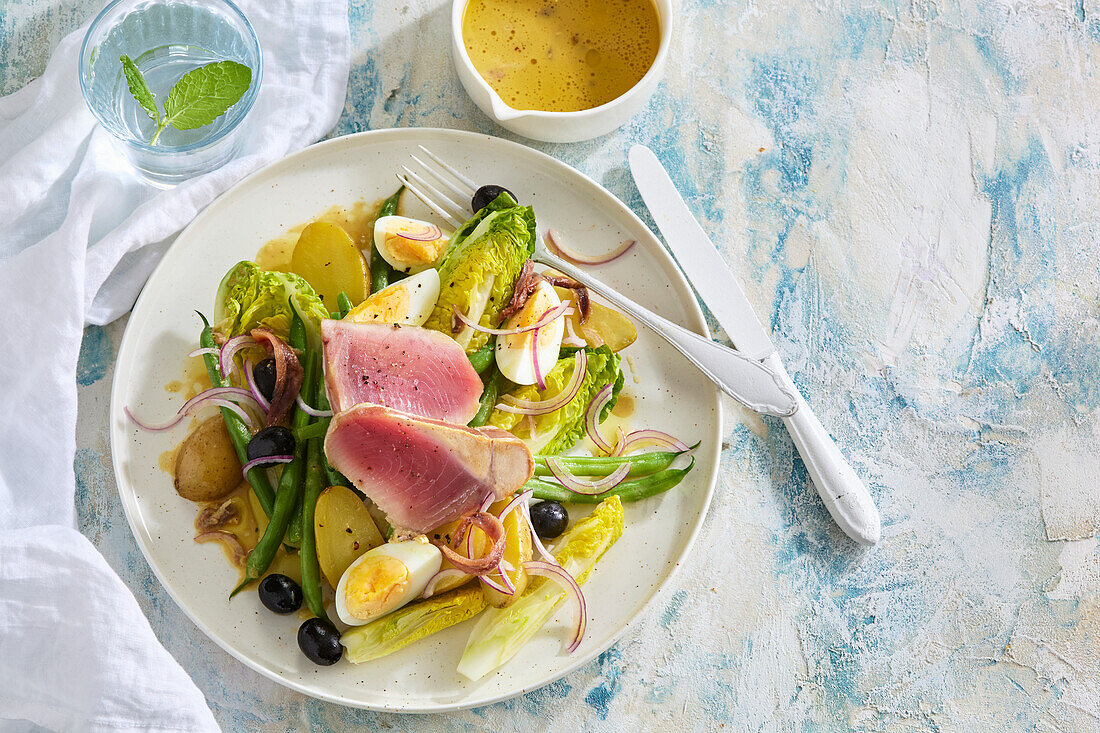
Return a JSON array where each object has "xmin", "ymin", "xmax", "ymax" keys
[{"xmin": 119, "ymin": 55, "xmax": 253, "ymax": 145}]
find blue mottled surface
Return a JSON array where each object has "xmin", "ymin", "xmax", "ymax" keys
[{"xmin": 6, "ymin": 0, "xmax": 1100, "ymax": 728}]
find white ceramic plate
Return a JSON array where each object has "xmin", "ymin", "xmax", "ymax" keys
[{"xmin": 110, "ymin": 128, "xmax": 721, "ymax": 712}]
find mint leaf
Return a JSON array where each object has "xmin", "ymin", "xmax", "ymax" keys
[
  {"xmin": 120, "ymin": 55, "xmax": 160, "ymax": 125},
  {"xmin": 163, "ymin": 61, "xmax": 252, "ymax": 130}
]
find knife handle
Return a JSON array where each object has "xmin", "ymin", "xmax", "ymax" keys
[{"xmin": 763, "ymin": 354, "xmax": 881, "ymax": 546}]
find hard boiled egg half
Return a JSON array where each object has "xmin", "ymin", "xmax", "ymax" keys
[
  {"xmin": 343, "ymin": 268, "xmax": 440, "ymax": 326},
  {"xmin": 374, "ymin": 216, "xmax": 451, "ymax": 274},
  {"xmin": 495, "ymin": 280, "xmax": 566, "ymax": 386},
  {"xmin": 334, "ymin": 538, "xmax": 442, "ymax": 626}
]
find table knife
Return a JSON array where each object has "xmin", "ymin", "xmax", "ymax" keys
[{"xmin": 628, "ymin": 144, "xmax": 881, "ymax": 546}]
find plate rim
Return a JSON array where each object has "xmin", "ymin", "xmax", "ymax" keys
[{"xmin": 109, "ymin": 127, "xmax": 723, "ymax": 713}]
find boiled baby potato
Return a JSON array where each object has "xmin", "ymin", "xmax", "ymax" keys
[
  {"xmin": 554, "ymin": 286, "xmax": 637, "ymax": 352},
  {"xmin": 315, "ymin": 485, "xmax": 384, "ymax": 588},
  {"xmin": 472, "ymin": 497, "xmax": 532, "ymax": 608},
  {"xmin": 427, "ymin": 517, "xmax": 476, "ymax": 595},
  {"xmin": 291, "ymin": 222, "xmax": 369, "ymax": 311},
  {"xmin": 174, "ymin": 417, "xmax": 241, "ymax": 502}
]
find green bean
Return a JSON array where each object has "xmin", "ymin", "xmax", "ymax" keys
[
  {"xmin": 311, "ymin": 375, "xmax": 352, "ymax": 489},
  {"xmin": 467, "ymin": 343, "xmax": 495, "ymax": 374},
  {"xmin": 533, "ymin": 447, "xmax": 694, "ymax": 478},
  {"xmin": 231, "ymin": 338, "xmax": 314, "ymax": 595},
  {"xmin": 337, "ymin": 291, "xmax": 353, "ymax": 319},
  {"xmin": 198, "ymin": 314, "xmax": 275, "ymax": 517},
  {"xmin": 294, "ymin": 421, "xmax": 329, "ymax": 442},
  {"xmin": 286, "ymin": 493, "xmax": 304, "ymax": 547},
  {"xmin": 370, "ymin": 186, "xmax": 404, "ymax": 293},
  {"xmin": 468, "ymin": 368, "xmax": 504, "ymax": 427},
  {"xmin": 526, "ymin": 458, "xmax": 695, "ymax": 504},
  {"xmin": 299, "ymin": 345, "xmax": 340, "ymax": 620},
  {"xmin": 299, "ymin": 433, "xmax": 328, "ymax": 621}
]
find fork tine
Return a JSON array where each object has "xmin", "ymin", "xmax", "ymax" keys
[
  {"xmin": 400, "ymin": 165, "xmax": 469, "ymax": 223},
  {"xmin": 397, "ymin": 173, "xmax": 464, "ymax": 228},
  {"xmin": 417, "ymin": 146, "xmax": 478, "ymax": 195},
  {"xmin": 410, "ymin": 154, "xmax": 473, "ymax": 206}
]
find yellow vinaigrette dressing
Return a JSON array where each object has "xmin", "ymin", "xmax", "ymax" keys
[{"xmin": 462, "ymin": 0, "xmax": 660, "ymax": 112}]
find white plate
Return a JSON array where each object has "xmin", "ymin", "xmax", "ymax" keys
[{"xmin": 110, "ymin": 128, "xmax": 721, "ymax": 712}]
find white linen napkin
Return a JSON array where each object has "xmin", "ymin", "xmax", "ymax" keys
[{"xmin": 0, "ymin": 0, "xmax": 349, "ymax": 729}]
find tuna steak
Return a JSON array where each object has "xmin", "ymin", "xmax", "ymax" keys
[
  {"xmin": 322, "ymin": 320, "xmax": 483, "ymax": 423},
  {"xmin": 324, "ymin": 403, "xmax": 534, "ymax": 533}
]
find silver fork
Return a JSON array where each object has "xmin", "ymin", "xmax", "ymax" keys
[{"xmin": 398, "ymin": 146, "xmax": 799, "ymax": 418}]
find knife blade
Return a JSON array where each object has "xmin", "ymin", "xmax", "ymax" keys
[
  {"xmin": 627, "ymin": 145, "xmax": 775, "ymax": 360},
  {"xmin": 629, "ymin": 144, "xmax": 882, "ymax": 546}
]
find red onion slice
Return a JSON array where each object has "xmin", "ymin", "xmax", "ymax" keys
[
  {"xmin": 433, "ymin": 511, "xmax": 506, "ymax": 575},
  {"xmin": 544, "ymin": 458, "xmax": 630, "ymax": 495},
  {"xmin": 615, "ymin": 429, "xmax": 690, "ymax": 456},
  {"xmin": 188, "ymin": 347, "xmax": 221, "ymax": 358},
  {"xmin": 242, "ymin": 358, "xmax": 271, "ymax": 412},
  {"xmin": 451, "ymin": 299, "xmax": 570, "ymax": 337},
  {"xmin": 523, "ymin": 560, "xmax": 587, "ymax": 652},
  {"xmin": 546, "ymin": 230, "xmax": 636, "ymax": 266},
  {"xmin": 520, "ymin": 501, "xmax": 561, "ymax": 567},
  {"xmin": 125, "ymin": 387, "xmax": 260, "ymax": 432},
  {"xmin": 219, "ymin": 335, "xmax": 259, "ymax": 380},
  {"xmin": 583, "ymin": 383, "xmax": 617, "ymax": 455},
  {"xmin": 240, "ymin": 454, "xmax": 294, "ymax": 478},
  {"xmin": 497, "ymin": 489, "xmax": 533, "ymax": 523},
  {"xmin": 396, "ymin": 221, "xmax": 443, "ymax": 242},
  {"xmin": 496, "ymin": 349, "xmax": 587, "ymax": 416},
  {"xmin": 295, "ymin": 393, "xmax": 333, "ymax": 418},
  {"xmin": 562, "ymin": 316, "xmax": 587, "ymax": 348},
  {"xmin": 420, "ymin": 568, "xmax": 469, "ymax": 599},
  {"xmin": 531, "ymin": 323, "xmax": 547, "ymax": 390}
]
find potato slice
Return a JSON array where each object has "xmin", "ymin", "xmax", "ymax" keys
[
  {"xmin": 174, "ymin": 417, "xmax": 241, "ymax": 502},
  {"xmin": 291, "ymin": 222, "xmax": 369, "ymax": 311},
  {"xmin": 554, "ymin": 286, "xmax": 637, "ymax": 352},
  {"xmin": 472, "ymin": 498, "xmax": 532, "ymax": 608},
  {"xmin": 427, "ymin": 517, "xmax": 476, "ymax": 594},
  {"xmin": 315, "ymin": 485, "xmax": 384, "ymax": 588}
]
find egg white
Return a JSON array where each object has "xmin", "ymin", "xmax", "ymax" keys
[
  {"xmin": 345, "ymin": 268, "xmax": 440, "ymax": 326},
  {"xmin": 495, "ymin": 281, "xmax": 566, "ymax": 386},
  {"xmin": 334, "ymin": 539, "xmax": 442, "ymax": 626},
  {"xmin": 374, "ymin": 216, "xmax": 451, "ymax": 274}
]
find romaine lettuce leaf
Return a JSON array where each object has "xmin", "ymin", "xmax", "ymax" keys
[
  {"xmin": 489, "ymin": 345, "xmax": 623, "ymax": 455},
  {"xmin": 422, "ymin": 192, "xmax": 536, "ymax": 353},
  {"xmin": 456, "ymin": 495, "xmax": 624, "ymax": 681},
  {"xmin": 341, "ymin": 585, "xmax": 486, "ymax": 664},
  {"xmin": 214, "ymin": 260, "xmax": 329, "ymax": 348}
]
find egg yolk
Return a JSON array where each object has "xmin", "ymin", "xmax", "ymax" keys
[
  {"xmin": 343, "ymin": 555, "xmax": 410, "ymax": 620},
  {"xmin": 384, "ymin": 230, "xmax": 448, "ymax": 271},
  {"xmin": 346, "ymin": 284, "xmax": 410, "ymax": 324}
]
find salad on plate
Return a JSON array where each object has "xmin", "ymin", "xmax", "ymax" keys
[{"xmin": 126, "ymin": 182, "xmax": 697, "ymax": 680}]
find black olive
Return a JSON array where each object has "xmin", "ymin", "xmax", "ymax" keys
[
  {"xmin": 529, "ymin": 501, "xmax": 569, "ymax": 539},
  {"xmin": 258, "ymin": 573, "xmax": 302, "ymax": 614},
  {"xmin": 471, "ymin": 184, "xmax": 517, "ymax": 212},
  {"xmin": 298, "ymin": 617, "xmax": 343, "ymax": 666},
  {"xmin": 247, "ymin": 426, "xmax": 295, "ymax": 462},
  {"xmin": 253, "ymin": 358, "xmax": 277, "ymax": 401}
]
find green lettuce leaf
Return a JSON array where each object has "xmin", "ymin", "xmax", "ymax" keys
[
  {"xmin": 213, "ymin": 261, "xmax": 329, "ymax": 348},
  {"xmin": 422, "ymin": 192, "xmax": 536, "ymax": 353},
  {"xmin": 457, "ymin": 495, "xmax": 624, "ymax": 681},
  {"xmin": 489, "ymin": 345, "xmax": 623, "ymax": 455},
  {"xmin": 341, "ymin": 585, "xmax": 486, "ymax": 664}
]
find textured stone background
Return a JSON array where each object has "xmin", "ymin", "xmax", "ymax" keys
[{"xmin": 5, "ymin": 0, "xmax": 1100, "ymax": 729}]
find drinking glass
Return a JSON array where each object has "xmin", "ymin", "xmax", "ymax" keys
[{"xmin": 79, "ymin": 0, "xmax": 262, "ymax": 186}]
